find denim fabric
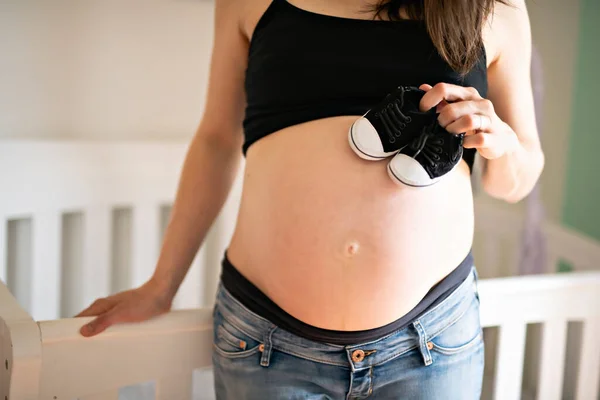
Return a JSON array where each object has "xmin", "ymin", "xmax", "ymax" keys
[{"xmin": 212, "ymin": 267, "xmax": 484, "ymax": 400}]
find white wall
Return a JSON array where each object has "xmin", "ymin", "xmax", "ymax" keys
[
  {"xmin": 0, "ymin": 0, "xmax": 213, "ymax": 140},
  {"xmin": 0, "ymin": 0, "xmax": 580, "ymax": 219}
]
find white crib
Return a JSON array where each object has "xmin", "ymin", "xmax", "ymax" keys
[{"xmin": 1, "ymin": 140, "xmax": 599, "ymax": 400}]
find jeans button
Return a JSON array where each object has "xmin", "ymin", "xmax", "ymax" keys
[{"xmin": 352, "ymin": 349, "xmax": 365, "ymax": 362}]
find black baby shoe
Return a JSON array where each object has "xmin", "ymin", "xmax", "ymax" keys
[
  {"xmin": 387, "ymin": 119, "xmax": 465, "ymax": 187},
  {"xmin": 348, "ymin": 86, "xmax": 435, "ymax": 160}
]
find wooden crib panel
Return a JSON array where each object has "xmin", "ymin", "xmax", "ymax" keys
[
  {"xmin": 0, "ymin": 281, "xmax": 42, "ymax": 400},
  {"xmin": 0, "ymin": 319, "xmax": 12, "ymax": 400},
  {"xmin": 35, "ymin": 310, "xmax": 212, "ymax": 399},
  {"xmin": 31, "ymin": 212, "xmax": 62, "ymax": 321},
  {"xmin": 536, "ymin": 318, "xmax": 568, "ymax": 400},
  {"xmin": 3, "ymin": 270, "xmax": 600, "ymax": 400}
]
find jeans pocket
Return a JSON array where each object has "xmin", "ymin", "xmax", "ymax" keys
[
  {"xmin": 431, "ymin": 330, "xmax": 483, "ymax": 355},
  {"xmin": 213, "ymin": 309, "xmax": 262, "ymax": 359},
  {"xmin": 429, "ymin": 297, "xmax": 483, "ymax": 356}
]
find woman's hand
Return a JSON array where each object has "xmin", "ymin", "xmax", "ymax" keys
[
  {"xmin": 419, "ymin": 83, "xmax": 520, "ymax": 160},
  {"xmin": 75, "ymin": 278, "xmax": 173, "ymax": 337}
]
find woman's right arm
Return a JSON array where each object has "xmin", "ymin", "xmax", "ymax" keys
[{"xmin": 76, "ymin": 0, "xmax": 249, "ymax": 337}]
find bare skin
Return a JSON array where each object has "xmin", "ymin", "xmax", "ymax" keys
[{"xmin": 77, "ymin": 0, "xmax": 543, "ymax": 336}]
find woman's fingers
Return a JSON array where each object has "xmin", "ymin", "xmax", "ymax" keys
[
  {"xmin": 419, "ymin": 83, "xmax": 482, "ymax": 112},
  {"xmin": 420, "ymin": 83, "xmax": 451, "ymax": 112},
  {"xmin": 438, "ymin": 102, "xmax": 473, "ymax": 128},
  {"xmin": 79, "ymin": 307, "xmax": 124, "ymax": 337},
  {"xmin": 75, "ymin": 297, "xmax": 115, "ymax": 318},
  {"xmin": 445, "ymin": 113, "xmax": 493, "ymax": 135},
  {"xmin": 463, "ymin": 132, "xmax": 508, "ymax": 160},
  {"xmin": 463, "ymin": 132, "xmax": 491, "ymax": 149},
  {"xmin": 438, "ymin": 99, "xmax": 494, "ymax": 132}
]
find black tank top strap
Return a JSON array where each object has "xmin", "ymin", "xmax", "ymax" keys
[{"xmin": 251, "ymin": 0, "xmax": 280, "ymax": 41}]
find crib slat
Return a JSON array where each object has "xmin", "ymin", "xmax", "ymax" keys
[
  {"xmin": 0, "ymin": 219, "xmax": 6, "ymax": 283},
  {"xmin": 81, "ymin": 389, "xmax": 119, "ymax": 400},
  {"xmin": 156, "ymin": 374, "xmax": 193, "ymax": 400},
  {"xmin": 575, "ymin": 318, "xmax": 600, "ymax": 400},
  {"xmin": 493, "ymin": 322, "xmax": 527, "ymax": 400},
  {"xmin": 82, "ymin": 207, "xmax": 112, "ymax": 307},
  {"xmin": 31, "ymin": 212, "xmax": 61, "ymax": 320},
  {"xmin": 131, "ymin": 204, "xmax": 160, "ymax": 287},
  {"xmin": 537, "ymin": 319, "xmax": 568, "ymax": 400}
]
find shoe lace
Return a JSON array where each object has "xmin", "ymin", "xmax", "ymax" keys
[
  {"xmin": 377, "ymin": 90, "xmax": 413, "ymax": 143},
  {"xmin": 410, "ymin": 127, "xmax": 444, "ymax": 168}
]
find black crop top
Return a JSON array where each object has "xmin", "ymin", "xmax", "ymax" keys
[{"xmin": 242, "ymin": 0, "xmax": 488, "ymax": 171}]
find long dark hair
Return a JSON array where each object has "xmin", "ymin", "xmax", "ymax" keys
[{"xmin": 373, "ymin": 0, "xmax": 509, "ymax": 74}]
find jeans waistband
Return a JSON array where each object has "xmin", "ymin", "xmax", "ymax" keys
[{"xmin": 214, "ymin": 266, "xmax": 479, "ymax": 369}]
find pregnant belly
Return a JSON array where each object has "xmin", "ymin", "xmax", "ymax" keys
[{"xmin": 227, "ymin": 116, "xmax": 475, "ymax": 331}]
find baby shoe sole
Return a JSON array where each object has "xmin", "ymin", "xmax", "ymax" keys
[
  {"xmin": 348, "ymin": 120, "xmax": 398, "ymax": 161},
  {"xmin": 386, "ymin": 154, "xmax": 460, "ymax": 187}
]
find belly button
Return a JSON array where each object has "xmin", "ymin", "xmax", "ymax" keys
[{"xmin": 346, "ymin": 241, "xmax": 360, "ymax": 256}]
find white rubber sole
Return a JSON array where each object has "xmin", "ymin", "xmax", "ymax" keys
[
  {"xmin": 386, "ymin": 156, "xmax": 462, "ymax": 188},
  {"xmin": 348, "ymin": 119, "xmax": 398, "ymax": 161},
  {"xmin": 387, "ymin": 162, "xmax": 441, "ymax": 187}
]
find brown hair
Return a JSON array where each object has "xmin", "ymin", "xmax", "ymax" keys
[{"xmin": 373, "ymin": 0, "xmax": 508, "ymax": 74}]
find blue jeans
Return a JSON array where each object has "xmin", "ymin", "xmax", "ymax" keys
[{"xmin": 212, "ymin": 267, "xmax": 484, "ymax": 399}]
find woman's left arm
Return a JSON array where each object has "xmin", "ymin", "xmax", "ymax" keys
[{"xmin": 420, "ymin": 0, "xmax": 544, "ymax": 203}]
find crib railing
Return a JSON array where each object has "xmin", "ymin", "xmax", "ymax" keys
[
  {"xmin": 0, "ymin": 141, "xmax": 244, "ymax": 323},
  {"xmin": 2, "ymin": 271, "xmax": 599, "ymax": 400},
  {"xmin": 2, "ymin": 140, "xmax": 600, "ymax": 399},
  {"xmin": 479, "ymin": 271, "xmax": 600, "ymax": 400},
  {"xmin": 0, "ymin": 278, "xmax": 213, "ymax": 400}
]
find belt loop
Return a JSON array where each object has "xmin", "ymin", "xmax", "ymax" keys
[
  {"xmin": 260, "ymin": 326, "xmax": 277, "ymax": 367},
  {"xmin": 413, "ymin": 320, "xmax": 433, "ymax": 366}
]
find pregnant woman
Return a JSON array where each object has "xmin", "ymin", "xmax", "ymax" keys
[{"xmin": 77, "ymin": 0, "xmax": 544, "ymax": 398}]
